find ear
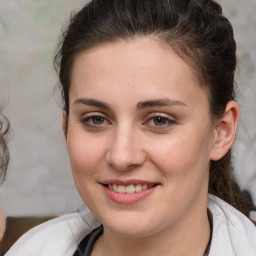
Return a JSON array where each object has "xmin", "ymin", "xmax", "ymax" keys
[
  {"xmin": 62, "ymin": 111, "xmax": 67, "ymax": 139},
  {"xmin": 210, "ymin": 101, "xmax": 239, "ymax": 161}
]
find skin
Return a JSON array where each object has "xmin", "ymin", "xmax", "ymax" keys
[{"xmin": 63, "ymin": 38, "xmax": 239, "ymax": 256}]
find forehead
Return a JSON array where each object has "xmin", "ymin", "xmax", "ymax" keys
[
  {"xmin": 71, "ymin": 38, "xmax": 197, "ymax": 79},
  {"xmin": 70, "ymin": 38, "xmax": 209, "ymax": 109}
]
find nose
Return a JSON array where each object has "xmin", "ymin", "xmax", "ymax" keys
[{"xmin": 106, "ymin": 125, "xmax": 146, "ymax": 171}]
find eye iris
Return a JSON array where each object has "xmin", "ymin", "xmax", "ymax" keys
[
  {"xmin": 153, "ymin": 117, "xmax": 167, "ymax": 126},
  {"xmin": 92, "ymin": 116, "xmax": 104, "ymax": 124}
]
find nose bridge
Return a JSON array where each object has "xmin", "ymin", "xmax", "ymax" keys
[{"xmin": 106, "ymin": 121, "xmax": 145, "ymax": 170}]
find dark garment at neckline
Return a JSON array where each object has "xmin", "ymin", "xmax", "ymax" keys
[
  {"xmin": 73, "ymin": 225, "xmax": 103, "ymax": 256},
  {"xmin": 73, "ymin": 225, "xmax": 211, "ymax": 256}
]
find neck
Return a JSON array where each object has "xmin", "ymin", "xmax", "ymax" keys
[{"xmin": 93, "ymin": 202, "xmax": 211, "ymax": 256}]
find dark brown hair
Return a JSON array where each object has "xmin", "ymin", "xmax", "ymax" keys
[
  {"xmin": 54, "ymin": 0, "xmax": 250, "ymax": 216},
  {"xmin": 0, "ymin": 113, "xmax": 9, "ymax": 184}
]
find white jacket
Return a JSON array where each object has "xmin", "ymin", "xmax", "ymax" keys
[{"xmin": 5, "ymin": 195, "xmax": 256, "ymax": 256}]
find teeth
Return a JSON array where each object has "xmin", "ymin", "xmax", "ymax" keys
[
  {"xmin": 126, "ymin": 184, "xmax": 135, "ymax": 194},
  {"xmin": 117, "ymin": 185, "xmax": 126, "ymax": 193},
  {"xmin": 107, "ymin": 184, "xmax": 154, "ymax": 194},
  {"xmin": 142, "ymin": 184, "xmax": 148, "ymax": 190},
  {"xmin": 113, "ymin": 184, "xmax": 118, "ymax": 192},
  {"xmin": 135, "ymin": 184, "xmax": 142, "ymax": 192}
]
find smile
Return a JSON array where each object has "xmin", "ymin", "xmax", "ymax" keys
[
  {"xmin": 108, "ymin": 184, "xmax": 155, "ymax": 194},
  {"xmin": 101, "ymin": 180, "xmax": 160, "ymax": 204}
]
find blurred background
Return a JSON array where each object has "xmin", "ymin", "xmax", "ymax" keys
[{"xmin": 0, "ymin": 0, "xmax": 256, "ymax": 217}]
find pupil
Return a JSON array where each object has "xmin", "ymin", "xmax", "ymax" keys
[
  {"xmin": 93, "ymin": 116, "xmax": 104, "ymax": 124},
  {"xmin": 154, "ymin": 117, "xmax": 166, "ymax": 126}
]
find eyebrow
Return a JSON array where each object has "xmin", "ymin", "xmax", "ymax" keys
[
  {"xmin": 137, "ymin": 98, "xmax": 187, "ymax": 110},
  {"xmin": 73, "ymin": 98, "xmax": 111, "ymax": 110},
  {"xmin": 73, "ymin": 97, "xmax": 187, "ymax": 110}
]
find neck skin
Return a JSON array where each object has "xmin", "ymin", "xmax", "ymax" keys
[{"xmin": 92, "ymin": 189, "xmax": 211, "ymax": 256}]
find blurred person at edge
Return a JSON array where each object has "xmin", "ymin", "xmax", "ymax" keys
[
  {"xmin": 0, "ymin": 112, "xmax": 9, "ymax": 241},
  {"xmin": 5, "ymin": 0, "xmax": 256, "ymax": 255}
]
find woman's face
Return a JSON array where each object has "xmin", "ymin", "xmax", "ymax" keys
[{"xmin": 65, "ymin": 38, "xmax": 217, "ymax": 238}]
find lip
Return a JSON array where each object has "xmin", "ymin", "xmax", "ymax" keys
[
  {"xmin": 100, "ymin": 179, "xmax": 160, "ymax": 204},
  {"xmin": 101, "ymin": 179, "xmax": 157, "ymax": 186}
]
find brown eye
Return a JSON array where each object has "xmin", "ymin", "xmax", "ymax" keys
[
  {"xmin": 90, "ymin": 116, "xmax": 105, "ymax": 125},
  {"xmin": 153, "ymin": 116, "xmax": 169, "ymax": 126},
  {"xmin": 81, "ymin": 115, "xmax": 110, "ymax": 127},
  {"xmin": 145, "ymin": 115, "xmax": 176, "ymax": 130}
]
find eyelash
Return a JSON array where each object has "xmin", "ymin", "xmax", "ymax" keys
[
  {"xmin": 80, "ymin": 114, "xmax": 176, "ymax": 130},
  {"xmin": 145, "ymin": 115, "xmax": 176, "ymax": 129},
  {"xmin": 81, "ymin": 115, "xmax": 111, "ymax": 128}
]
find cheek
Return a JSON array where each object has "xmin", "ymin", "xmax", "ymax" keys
[
  {"xmin": 67, "ymin": 132, "xmax": 107, "ymax": 177},
  {"xmin": 149, "ymin": 128, "xmax": 212, "ymax": 177},
  {"xmin": 66, "ymin": 132, "xmax": 108, "ymax": 206}
]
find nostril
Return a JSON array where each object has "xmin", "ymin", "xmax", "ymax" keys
[{"xmin": 106, "ymin": 147, "xmax": 147, "ymax": 171}]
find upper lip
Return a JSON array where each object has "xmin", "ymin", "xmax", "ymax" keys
[{"xmin": 100, "ymin": 179, "xmax": 159, "ymax": 186}]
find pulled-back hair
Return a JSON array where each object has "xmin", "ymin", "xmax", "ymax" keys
[
  {"xmin": 0, "ymin": 113, "xmax": 9, "ymax": 184},
  {"xmin": 54, "ymin": 0, "xmax": 250, "ymax": 216}
]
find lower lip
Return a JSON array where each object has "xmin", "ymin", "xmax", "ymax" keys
[{"xmin": 102, "ymin": 185, "xmax": 158, "ymax": 204}]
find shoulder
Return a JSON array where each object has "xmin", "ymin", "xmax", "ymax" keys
[
  {"xmin": 208, "ymin": 194, "xmax": 256, "ymax": 256},
  {"xmin": 5, "ymin": 211, "xmax": 100, "ymax": 256}
]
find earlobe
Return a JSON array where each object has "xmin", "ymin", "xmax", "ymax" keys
[
  {"xmin": 210, "ymin": 101, "xmax": 239, "ymax": 161},
  {"xmin": 62, "ymin": 112, "xmax": 67, "ymax": 139}
]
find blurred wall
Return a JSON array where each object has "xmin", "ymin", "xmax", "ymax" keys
[
  {"xmin": 0, "ymin": 0, "xmax": 84, "ymax": 216},
  {"xmin": 0, "ymin": 0, "xmax": 255, "ymax": 217}
]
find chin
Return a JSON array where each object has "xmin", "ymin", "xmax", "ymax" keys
[
  {"xmin": 101, "ymin": 215, "xmax": 159, "ymax": 238},
  {"xmin": 108, "ymin": 225, "xmax": 155, "ymax": 238}
]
